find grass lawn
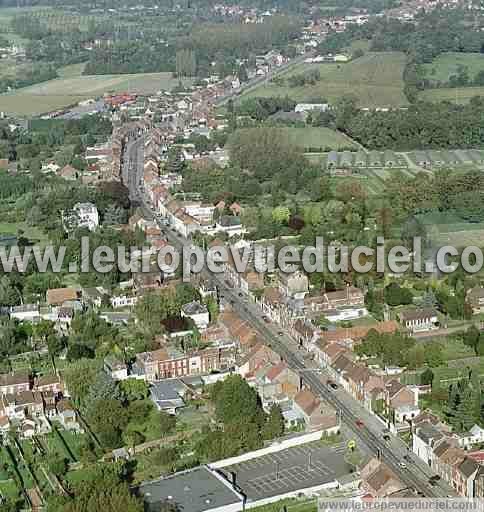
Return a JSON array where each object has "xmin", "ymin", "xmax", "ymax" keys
[
  {"xmin": 43, "ymin": 427, "xmax": 77, "ymax": 463},
  {"xmin": 357, "ymin": 170, "xmax": 387, "ymax": 195},
  {"xmin": 439, "ymin": 337, "xmax": 475, "ymax": 361},
  {"xmin": 240, "ymin": 52, "xmax": 409, "ymax": 108},
  {"xmin": 417, "ymin": 212, "xmax": 484, "ymax": 248},
  {"xmin": 422, "ymin": 52, "xmax": 484, "ymax": 84},
  {"xmin": 57, "ymin": 62, "xmax": 87, "ymax": 78},
  {"xmin": 333, "ymin": 174, "xmax": 385, "ymax": 196},
  {"xmin": 126, "ymin": 400, "xmax": 178, "ymax": 443},
  {"xmin": 419, "ymin": 86, "xmax": 484, "ymax": 104},
  {"xmin": 65, "ymin": 467, "xmax": 94, "ymax": 487},
  {"xmin": 177, "ymin": 404, "xmax": 213, "ymax": 431},
  {"xmin": 0, "ymin": 72, "xmax": 190, "ymax": 116},
  {"xmin": 278, "ymin": 127, "xmax": 359, "ymax": 151},
  {"xmin": 252, "ymin": 499, "xmax": 317, "ymax": 512},
  {"xmin": 0, "ymin": 221, "xmax": 48, "ymax": 246},
  {"xmin": 0, "ymin": 478, "xmax": 21, "ymax": 499}
]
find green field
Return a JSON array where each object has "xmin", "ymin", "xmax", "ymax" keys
[
  {"xmin": 423, "ymin": 52, "xmax": 484, "ymax": 84},
  {"xmin": 419, "ymin": 86, "xmax": 484, "ymax": 104},
  {"xmin": 0, "ymin": 72, "xmax": 187, "ymax": 116},
  {"xmin": 57, "ymin": 62, "xmax": 88, "ymax": 78},
  {"xmin": 241, "ymin": 52, "xmax": 409, "ymax": 108},
  {"xmin": 281, "ymin": 127, "xmax": 358, "ymax": 151},
  {"xmin": 0, "ymin": 222, "xmax": 48, "ymax": 245},
  {"xmin": 418, "ymin": 212, "xmax": 484, "ymax": 248}
]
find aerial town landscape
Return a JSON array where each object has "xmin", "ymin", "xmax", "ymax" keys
[{"xmin": 1, "ymin": 0, "xmax": 484, "ymax": 511}]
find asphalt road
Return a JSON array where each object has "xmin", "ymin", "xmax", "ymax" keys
[{"xmin": 121, "ymin": 132, "xmax": 456, "ymax": 498}]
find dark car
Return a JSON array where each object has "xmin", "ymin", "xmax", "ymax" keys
[{"xmin": 356, "ymin": 419, "xmax": 364, "ymax": 428}]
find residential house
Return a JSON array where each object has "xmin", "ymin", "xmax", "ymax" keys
[
  {"xmin": 82, "ymin": 287, "xmax": 108, "ymax": 308},
  {"xmin": 399, "ymin": 308, "xmax": 438, "ymax": 333},
  {"xmin": 313, "ymin": 341, "xmax": 348, "ymax": 368},
  {"xmin": 394, "ymin": 404, "xmax": 421, "ymax": 423},
  {"xmin": 111, "ymin": 291, "xmax": 138, "ymax": 308},
  {"xmin": 46, "ymin": 287, "xmax": 79, "ymax": 307},
  {"xmin": 133, "ymin": 270, "xmax": 164, "ymax": 291},
  {"xmin": 278, "ymin": 270, "xmax": 309, "ymax": 301},
  {"xmin": 59, "ymin": 164, "xmax": 78, "ymax": 180},
  {"xmin": 455, "ymin": 457, "xmax": 479, "ymax": 497},
  {"xmin": 150, "ymin": 380, "xmax": 186, "ymax": 415},
  {"xmin": 42, "ymin": 391, "xmax": 57, "ymax": 419},
  {"xmin": 135, "ymin": 346, "xmax": 227, "ymax": 382},
  {"xmin": 215, "ymin": 215, "xmax": 244, "ymax": 236},
  {"xmin": 413, "ymin": 422, "xmax": 446, "ymax": 466},
  {"xmin": 466, "ymin": 287, "xmax": 484, "ymax": 315},
  {"xmin": 361, "ymin": 458, "xmax": 405, "ymax": 497},
  {"xmin": 219, "ymin": 310, "xmax": 261, "ymax": 355},
  {"xmin": 291, "ymin": 319, "xmax": 318, "ymax": 350},
  {"xmin": 34, "ymin": 374, "xmax": 63, "ymax": 394},
  {"xmin": 292, "ymin": 389, "xmax": 339, "ymax": 433},
  {"xmin": 258, "ymin": 287, "xmax": 287, "ymax": 324},
  {"xmin": 385, "ymin": 379, "xmax": 418, "ymax": 411},
  {"xmin": 433, "ymin": 440, "xmax": 465, "ymax": 488},
  {"xmin": 104, "ymin": 355, "xmax": 128, "ymax": 381},
  {"xmin": 474, "ymin": 466, "xmax": 484, "ymax": 498},
  {"xmin": 181, "ymin": 301, "xmax": 210, "ymax": 330},
  {"xmin": 236, "ymin": 342, "xmax": 281, "ymax": 378},
  {"xmin": 328, "ymin": 354, "xmax": 355, "ymax": 387},
  {"xmin": 20, "ymin": 418, "xmax": 36, "ymax": 439},
  {"xmin": 254, "ymin": 362, "xmax": 301, "ymax": 408},
  {"xmin": 346, "ymin": 365, "xmax": 384, "ymax": 411},
  {"xmin": 65, "ymin": 202, "xmax": 99, "ymax": 232},
  {"xmin": 0, "ymin": 391, "xmax": 44, "ymax": 422},
  {"xmin": 9, "ymin": 304, "xmax": 40, "ymax": 323},
  {"xmin": 224, "ymin": 249, "xmax": 264, "ymax": 294},
  {"xmin": 0, "ymin": 372, "xmax": 30, "ymax": 395},
  {"xmin": 266, "ymin": 362, "xmax": 300, "ymax": 399},
  {"xmin": 173, "ymin": 210, "xmax": 201, "ymax": 238},
  {"xmin": 56, "ymin": 400, "xmax": 81, "ymax": 432},
  {"xmin": 317, "ymin": 286, "xmax": 365, "ymax": 311}
]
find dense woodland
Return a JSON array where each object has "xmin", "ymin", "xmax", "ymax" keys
[
  {"xmin": 336, "ymin": 96, "xmax": 484, "ymax": 150},
  {"xmin": 10, "ymin": 9, "xmax": 301, "ymax": 78}
]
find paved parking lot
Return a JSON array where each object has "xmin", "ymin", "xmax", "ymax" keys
[{"xmin": 218, "ymin": 443, "xmax": 350, "ymax": 501}]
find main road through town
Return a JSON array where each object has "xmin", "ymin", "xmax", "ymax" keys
[{"xmin": 121, "ymin": 133, "xmax": 456, "ymax": 499}]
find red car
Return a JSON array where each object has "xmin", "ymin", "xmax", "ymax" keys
[{"xmin": 356, "ymin": 419, "xmax": 365, "ymax": 428}]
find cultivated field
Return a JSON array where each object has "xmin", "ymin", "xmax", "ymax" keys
[
  {"xmin": 419, "ymin": 86, "xmax": 484, "ymax": 104},
  {"xmin": 422, "ymin": 52, "xmax": 484, "ymax": 84},
  {"xmin": 241, "ymin": 52, "xmax": 409, "ymax": 108},
  {"xmin": 0, "ymin": 72, "xmax": 185, "ymax": 116}
]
